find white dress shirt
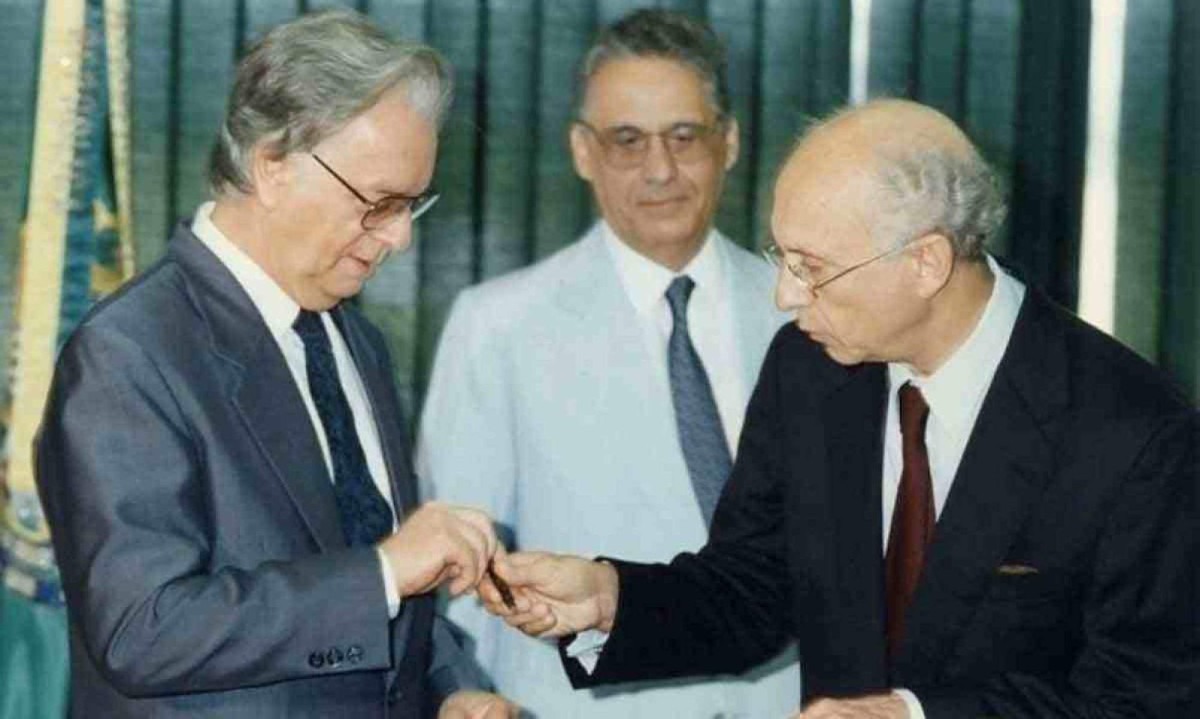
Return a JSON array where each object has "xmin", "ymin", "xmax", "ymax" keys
[
  {"xmin": 192, "ymin": 202, "xmax": 401, "ymax": 617},
  {"xmin": 602, "ymin": 222, "xmax": 748, "ymax": 455},
  {"xmin": 882, "ymin": 256, "xmax": 1025, "ymax": 546},
  {"xmin": 883, "ymin": 255, "xmax": 1025, "ymax": 718}
]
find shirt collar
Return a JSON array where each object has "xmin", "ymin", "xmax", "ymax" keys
[
  {"xmin": 192, "ymin": 201, "xmax": 303, "ymax": 340},
  {"xmin": 600, "ymin": 220, "xmax": 724, "ymax": 316},
  {"xmin": 889, "ymin": 254, "xmax": 1025, "ymax": 439}
]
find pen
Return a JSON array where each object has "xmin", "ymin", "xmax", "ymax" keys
[{"xmin": 488, "ymin": 559, "xmax": 516, "ymax": 610}]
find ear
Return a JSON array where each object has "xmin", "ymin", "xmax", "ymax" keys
[
  {"xmin": 569, "ymin": 123, "xmax": 596, "ymax": 182},
  {"xmin": 249, "ymin": 142, "xmax": 292, "ymax": 209},
  {"xmin": 911, "ymin": 232, "xmax": 955, "ymax": 299},
  {"xmin": 721, "ymin": 117, "xmax": 740, "ymax": 172}
]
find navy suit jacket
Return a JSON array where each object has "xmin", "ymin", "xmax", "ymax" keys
[
  {"xmin": 569, "ymin": 286, "xmax": 1200, "ymax": 717},
  {"xmin": 36, "ymin": 225, "xmax": 480, "ymax": 717}
]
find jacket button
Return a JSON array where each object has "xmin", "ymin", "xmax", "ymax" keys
[
  {"xmin": 326, "ymin": 647, "xmax": 345, "ymax": 668},
  {"xmin": 308, "ymin": 652, "xmax": 325, "ymax": 669},
  {"xmin": 346, "ymin": 645, "xmax": 364, "ymax": 664}
]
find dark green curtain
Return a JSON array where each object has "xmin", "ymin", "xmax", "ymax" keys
[{"xmin": 5, "ymin": 0, "xmax": 1196, "ymax": 421}]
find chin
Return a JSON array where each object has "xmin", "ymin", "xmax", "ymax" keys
[{"xmin": 820, "ymin": 344, "xmax": 867, "ymax": 367}]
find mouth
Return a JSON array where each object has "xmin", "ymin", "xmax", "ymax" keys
[
  {"xmin": 342, "ymin": 255, "xmax": 376, "ymax": 278},
  {"xmin": 637, "ymin": 196, "xmax": 688, "ymax": 210}
]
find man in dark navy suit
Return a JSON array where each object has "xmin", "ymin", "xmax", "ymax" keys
[{"xmin": 36, "ymin": 11, "xmax": 515, "ymax": 718}]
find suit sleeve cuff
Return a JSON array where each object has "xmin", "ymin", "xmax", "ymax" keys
[
  {"xmin": 375, "ymin": 547, "xmax": 401, "ymax": 619},
  {"xmin": 893, "ymin": 688, "xmax": 925, "ymax": 719}
]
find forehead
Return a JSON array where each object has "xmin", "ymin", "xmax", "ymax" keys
[
  {"xmin": 582, "ymin": 56, "xmax": 715, "ymax": 126},
  {"xmin": 771, "ymin": 160, "xmax": 879, "ymax": 259},
  {"xmin": 322, "ymin": 88, "xmax": 437, "ymax": 187}
]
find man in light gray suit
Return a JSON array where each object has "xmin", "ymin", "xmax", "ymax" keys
[
  {"xmin": 35, "ymin": 11, "xmax": 515, "ymax": 718},
  {"xmin": 418, "ymin": 10, "xmax": 799, "ymax": 718}
]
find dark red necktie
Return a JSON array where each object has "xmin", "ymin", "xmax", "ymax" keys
[{"xmin": 885, "ymin": 381, "xmax": 934, "ymax": 659}]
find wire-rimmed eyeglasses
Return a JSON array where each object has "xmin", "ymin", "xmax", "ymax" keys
[
  {"xmin": 311, "ymin": 154, "xmax": 439, "ymax": 230},
  {"xmin": 761, "ymin": 238, "xmax": 921, "ymax": 294},
  {"xmin": 574, "ymin": 119, "xmax": 725, "ymax": 170}
]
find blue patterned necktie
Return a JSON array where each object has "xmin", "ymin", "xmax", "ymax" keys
[
  {"xmin": 293, "ymin": 310, "xmax": 393, "ymax": 547},
  {"xmin": 665, "ymin": 276, "xmax": 733, "ymax": 526}
]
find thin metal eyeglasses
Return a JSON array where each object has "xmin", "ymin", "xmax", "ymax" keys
[
  {"xmin": 311, "ymin": 154, "xmax": 439, "ymax": 230},
  {"xmin": 574, "ymin": 119, "xmax": 724, "ymax": 169},
  {"xmin": 761, "ymin": 238, "xmax": 920, "ymax": 294}
]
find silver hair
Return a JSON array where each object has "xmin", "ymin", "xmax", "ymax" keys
[
  {"xmin": 578, "ymin": 8, "xmax": 730, "ymax": 119},
  {"xmin": 208, "ymin": 9, "xmax": 452, "ymax": 196},
  {"xmin": 871, "ymin": 144, "xmax": 1008, "ymax": 260}
]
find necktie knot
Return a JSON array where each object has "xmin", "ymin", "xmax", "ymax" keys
[
  {"xmin": 898, "ymin": 382, "xmax": 929, "ymax": 438},
  {"xmin": 665, "ymin": 276, "xmax": 696, "ymax": 324},
  {"xmin": 293, "ymin": 309, "xmax": 325, "ymax": 343}
]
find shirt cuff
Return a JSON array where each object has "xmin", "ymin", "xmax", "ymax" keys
[
  {"xmin": 893, "ymin": 688, "xmax": 925, "ymax": 719},
  {"xmin": 375, "ymin": 547, "xmax": 401, "ymax": 619},
  {"xmin": 564, "ymin": 629, "xmax": 609, "ymax": 674}
]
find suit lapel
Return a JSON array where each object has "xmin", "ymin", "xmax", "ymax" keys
[
  {"xmin": 171, "ymin": 229, "xmax": 346, "ymax": 551},
  {"xmin": 820, "ymin": 362, "xmax": 890, "ymax": 685},
  {"xmin": 332, "ymin": 307, "xmax": 416, "ymax": 514},
  {"xmin": 895, "ymin": 291, "xmax": 1069, "ymax": 683}
]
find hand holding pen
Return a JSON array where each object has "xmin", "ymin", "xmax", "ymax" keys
[{"xmin": 478, "ymin": 552, "xmax": 620, "ymax": 638}]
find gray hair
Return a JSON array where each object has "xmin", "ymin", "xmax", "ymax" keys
[
  {"xmin": 797, "ymin": 102, "xmax": 1008, "ymax": 261},
  {"xmin": 578, "ymin": 9, "xmax": 730, "ymax": 119},
  {"xmin": 871, "ymin": 144, "xmax": 1007, "ymax": 260},
  {"xmin": 209, "ymin": 9, "xmax": 452, "ymax": 196}
]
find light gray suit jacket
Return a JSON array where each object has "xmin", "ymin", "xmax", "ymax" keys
[
  {"xmin": 418, "ymin": 224, "xmax": 801, "ymax": 718},
  {"xmin": 36, "ymin": 225, "xmax": 481, "ymax": 718}
]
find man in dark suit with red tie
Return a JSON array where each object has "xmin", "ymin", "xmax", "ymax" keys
[{"xmin": 478, "ymin": 99, "xmax": 1200, "ymax": 718}]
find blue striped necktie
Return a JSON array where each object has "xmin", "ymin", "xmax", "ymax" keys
[
  {"xmin": 665, "ymin": 276, "xmax": 733, "ymax": 526},
  {"xmin": 293, "ymin": 310, "xmax": 393, "ymax": 547}
]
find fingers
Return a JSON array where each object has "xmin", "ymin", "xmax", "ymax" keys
[
  {"xmin": 502, "ymin": 601, "xmax": 559, "ymax": 638},
  {"xmin": 437, "ymin": 691, "xmax": 518, "ymax": 719},
  {"xmin": 450, "ymin": 505, "xmax": 499, "ymax": 565},
  {"xmin": 386, "ymin": 502, "xmax": 506, "ymax": 597},
  {"xmin": 443, "ymin": 518, "xmax": 490, "ymax": 595},
  {"xmin": 489, "ymin": 550, "xmax": 552, "ymax": 587}
]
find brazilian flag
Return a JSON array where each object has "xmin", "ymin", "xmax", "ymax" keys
[{"xmin": 0, "ymin": 1, "xmax": 134, "ymax": 716}]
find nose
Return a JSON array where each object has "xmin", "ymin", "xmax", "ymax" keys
[
  {"xmin": 640, "ymin": 134, "xmax": 679, "ymax": 185},
  {"xmin": 774, "ymin": 268, "xmax": 815, "ymax": 312},
  {"xmin": 373, "ymin": 213, "xmax": 414, "ymax": 254}
]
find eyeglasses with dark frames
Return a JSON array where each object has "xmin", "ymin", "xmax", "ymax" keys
[
  {"xmin": 761, "ymin": 237, "xmax": 922, "ymax": 296},
  {"xmin": 311, "ymin": 154, "xmax": 439, "ymax": 230},
  {"xmin": 574, "ymin": 119, "xmax": 725, "ymax": 169}
]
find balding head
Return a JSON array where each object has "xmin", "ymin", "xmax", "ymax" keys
[{"xmin": 777, "ymin": 99, "xmax": 1005, "ymax": 260}]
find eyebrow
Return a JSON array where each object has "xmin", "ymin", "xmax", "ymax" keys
[
  {"xmin": 770, "ymin": 234, "xmax": 833, "ymax": 265},
  {"xmin": 369, "ymin": 184, "xmax": 431, "ymax": 200},
  {"xmin": 598, "ymin": 120, "xmax": 710, "ymax": 132}
]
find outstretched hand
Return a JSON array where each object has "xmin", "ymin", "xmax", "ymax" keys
[{"xmin": 476, "ymin": 551, "xmax": 620, "ymax": 638}]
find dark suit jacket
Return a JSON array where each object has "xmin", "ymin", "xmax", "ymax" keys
[
  {"xmin": 35, "ymin": 225, "xmax": 481, "ymax": 717},
  {"xmin": 568, "ymin": 287, "xmax": 1200, "ymax": 717}
]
